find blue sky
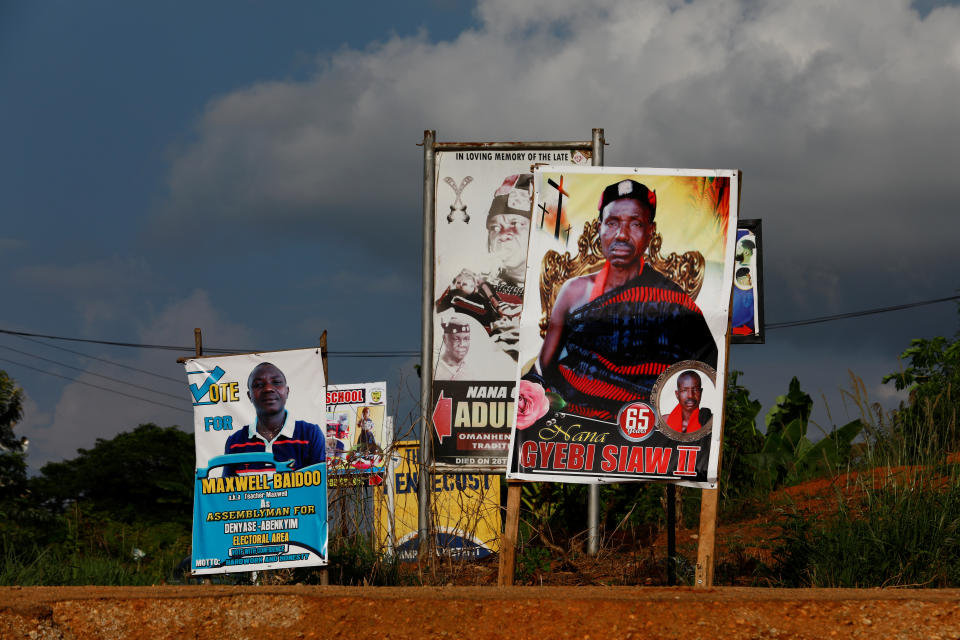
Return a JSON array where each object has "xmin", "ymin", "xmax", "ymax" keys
[{"xmin": 2, "ymin": 0, "xmax": 959, "ymax": 469}]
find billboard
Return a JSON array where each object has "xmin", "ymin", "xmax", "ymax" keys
[
  {"xmin": 377, "ymin": 441, "xmax": 501, "ymax": 561},
  {"xmin": 506, "ymin": 167, "xmax": 740, "ymax": 488},
  {"xmin": 431, "ymin": 148, "xmax": 591, "ymax": 467},
  {"xmin": 186, "ymin": 348, "xmax": 328, "ymax": 574},
  {"xmin": 325, "ymin": 381, "xmax": 390, "ymax": 483},
  {"xmin": 731, "ymin": 219, "xmax": 764, "ymax": 344}
]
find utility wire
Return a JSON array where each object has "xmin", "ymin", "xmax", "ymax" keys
[
  {"xmin": 0, "ymin": 328, "xmax": 202, "ymax": 352},
  {"xmin": 0, "ymin": 294, "xmax": 955, "ymax": 419},
  {"xmin": 12, "ymin": 334, "xmax": 185, "ymax": 385},
  {"xmin": 766, "ymin": 294, "xmax": 960, "ymax": 330},
  {"xmin": 0, "ymin": 328, "xmax": 417, "ymax": 357},
  {"xmin": 1, "ymin": 293, "xmax": 956, "ymax": 357},
  {"xmin": 0, "ymin": 356, "xmax": 191, "ymax": 414},
  {"xmin": 0, "ymin": 344, "xmax": 185, "ymax": 401}
]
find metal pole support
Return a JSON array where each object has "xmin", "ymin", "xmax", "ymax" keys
[
  {"xmin": 586, "ymin": 127, "xmax": 605, "ymax": 556},
  {"xmin": 418, "ymin": 130, "xmax": 437, "ymax": 562}
]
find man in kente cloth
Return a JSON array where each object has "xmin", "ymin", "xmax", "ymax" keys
[{"xmin": 534, "ymin": 179, "xmax": 717, "ymax": 422}]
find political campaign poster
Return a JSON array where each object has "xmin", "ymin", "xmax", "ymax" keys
[
  {"xmin": 186, "ymin": 348, "xmax": 328, "ymax": 574},
  {"xmin": 731, "ymin": 219, "xmax": 764, "ymax": 344},
  {"xmin": 431, "ymin": 147, "xmax": 591, "ymax": 468},
  {"xmin": 376, "ymin": 441, "xmax": 501, "ymax": 561},
  {"xmin": 506, "ymin": 167, "xmax": 740, "ymax": 488},
  {"xmin": 325, "ymin": 381, "xmax": 390, "ymax": 484}
]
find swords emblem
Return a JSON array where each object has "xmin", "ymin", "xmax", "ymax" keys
[{"xmin": 444, "ymin": 175, "xmax": 473, "ymax": 223}]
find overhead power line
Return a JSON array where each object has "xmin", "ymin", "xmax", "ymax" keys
[
  {"xmin": 0, "ymin": 294, "xmax": 955, "ymax": 418},
  {"xmin": 13, "ymin": 334, "xmax": 185, "ymax": 384},
  {"xmin": 0, "ymin": 327, "xmax": 418, "ymax": 357},
  {"xmin": 1, "ymin": 293, "xmax": 956, "ymax": 360},
  {"xmin": 0, "ymin": 356, "xmax": 191, "ymax": 415},
  {"xmin": 0, "ymin": 344, "xmax": 185, "ymax": 401},
  {"xmin": 766, "ymin": 294, "xmax": 960, "ymax": 330}
]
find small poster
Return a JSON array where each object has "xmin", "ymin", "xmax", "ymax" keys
[
  {"xmin": 325, "ymin": 382, "xmax": 390, "ymax": 482},
  {"xmin": 186, "ymin": 348, "xmax": 327, "ymax": 574},
  {"xmin": 731, "ymin": 219, "xmax": 764, "ymax": 344},
  {"xmin": 506, "ymin": 167, "xmax": 740, "ymax": 488}
]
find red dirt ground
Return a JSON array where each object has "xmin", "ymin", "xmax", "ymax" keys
[
  {"xmin": 3, "ymin": 585, "xmax": 960, "ymax": 639},
  {"xmin": 5, "ymin": 467, "xmax": 958, "ymax": 638}
]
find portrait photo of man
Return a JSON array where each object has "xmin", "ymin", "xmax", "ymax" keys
[
  {"xmin": 532, "ymin": 179, "xmax": 718, "ymax": 422},
  {"xmin": 223, "ymin": 362, "xmax": 325, "ymax": 476},
  {"xmin": 434, "ymin": 314, "xmax": 473, "ymax": 381},
  {"xmin": 664, "ymin": 370, "xmax": 713, "ymax": 433}
]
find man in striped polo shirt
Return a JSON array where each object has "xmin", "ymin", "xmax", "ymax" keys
[
  {"xmin": 534, "ymin": 179, "xmax": 717, "ymax": 423},
  {"xmin": 223, "ymin": 362, "xmax": 325, "ymax": 476}
]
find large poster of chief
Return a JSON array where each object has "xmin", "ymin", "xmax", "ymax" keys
[
  {"xmin": 506, "ymin": 167, "xmax": 740, "ymax": 488},
  {"xmin": 431, "ymin": 148, "xmax": 590, "ymax": 467},
  {"xmin": 325, "ymin": 381, "xmax": 390, "ymax": 482},
  {"xmin": 186, "ymin": 348, "xmax": 327, "ymax": 574}
]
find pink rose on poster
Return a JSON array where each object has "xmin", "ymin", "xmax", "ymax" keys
[{"xmin": 516, "ymin": 380, "xmax": 550, "ymax": 430}]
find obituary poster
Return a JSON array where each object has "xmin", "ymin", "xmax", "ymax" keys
[
  {"xmin": 731, "ymin": 219, "xmax": 764, "ymax": 344},
  {"xmin": 185, "ymin": 348, "xmax": 327, "ymax": 574},
  {"xmin": 506, "ymin": 167, "xmax": 740, "ymax": 488},
  {"xmin": 430, "ymin": 148, "xmax": 590, "ymax": 468}
]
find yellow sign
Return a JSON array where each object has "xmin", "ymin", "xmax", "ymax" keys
[{"xmin": 376, "ymin": 441, "xmax": 501, "ymax": 560}]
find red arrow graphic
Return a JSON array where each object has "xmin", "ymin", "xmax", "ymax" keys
[{"xmin": 433, "ymin": 391, "xmax": 452, "ymax": 442}]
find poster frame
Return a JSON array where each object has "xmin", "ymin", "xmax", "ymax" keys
[
  {"xmin": 423, "ymin": 134, "xmax": 601, "ymax": 476},
  {"xmin": 185, "ymin": 346, "xmax": 329, "ymax": 575},
  {"xmin": 503, "ymin": 165, "xmax": 742, "ymax": 489},
  {"xmin": 419, "ymin": 130, "xmax": 604, "ymax": 556}
]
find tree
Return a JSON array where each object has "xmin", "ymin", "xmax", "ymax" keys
[
  {"xmin": 0, "ymin": 369, "xmax": 27, "ymax": 499},
  {"xmin": 33, "ymin": 423, "xmax": 195, "ymax": 525},
  {"xmin": 882, "ymin": 307, "xmax": 960, "ymax": 459}
]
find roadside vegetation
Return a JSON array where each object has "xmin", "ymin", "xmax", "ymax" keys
[{"xmin": 0, "ymin": 309, "xmax": 958, "ymax": 586}]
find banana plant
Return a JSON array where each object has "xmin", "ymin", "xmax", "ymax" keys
[{"xmin": 746, "ymin": 377, "xmax": 862, "ymax": 490}]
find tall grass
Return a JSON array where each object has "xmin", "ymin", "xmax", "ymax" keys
[
  {"xmin": 775, "ymin": 380, "xmax": 960, "ymax": 587},
  {"xmin": 0, "ymin": 505, "xmax": 191, "ymax": 586},
  {"xmin": 0, "ymin": 542, "xmax": 182, "ymax": 586}
]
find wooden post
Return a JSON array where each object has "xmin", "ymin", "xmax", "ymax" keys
[
  {"xmin": 188, "ymin": 328, "xmax": 204, "ymax": 583},
  {"xmin": 319, "ymin": 329, "xmax": 330, "ymax": 587},
  {"xmin": 695, "ymin": 487, "xmax": 718, "ymax": 588},
  {"xmin": 694, "ymin": 272, "xmax": 737, "ymax": 588},
  {"xmin": 666, "ymin": 483, "xmax": 677, "ymax": 586},
  {"xmin": 319, "ymin": 330, "xmax": 329, "ymax": 382},
  {"xmin": 497, "ymin": 481, "xmax": 522, "ymax": 586}
]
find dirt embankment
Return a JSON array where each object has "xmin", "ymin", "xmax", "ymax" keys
[{"xmin": 2, "ymin": 586, "xmax": 960, "ymax": 639}]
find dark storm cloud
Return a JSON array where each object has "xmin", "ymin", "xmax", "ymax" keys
[{"xmin": 151, "ymin": 0, "xmax": 959, "ymax": 417}]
